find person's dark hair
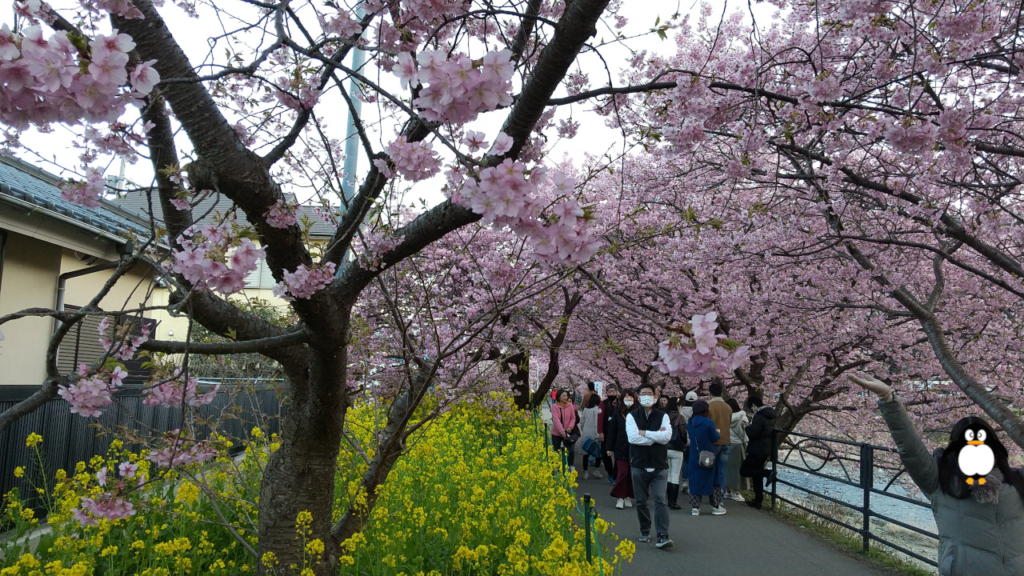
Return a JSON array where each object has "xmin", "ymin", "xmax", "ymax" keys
[
  {"xmin": 665, "ymin": 398, "xmax": 678, "ymax": 412},
  {"xmin": 637, "ymin": 383, "xmax": 656, "ymax": 395},
  {"xmin": 620, "ymin": 392, "xmax": 638, "ymax": 413},
  {"xmin": 587, "ymin": 381, "xmax": 596, "ymax": 392},
  {"xmin": 556, "ymin": 389, "xmax": 570, "ymax": 403},
  {"xmin": 691, "ymin": 400, "xmax": 710, "ymax": 416},
  {"xmin": 747, "ymin": 396, "xmax": 764, "ymax": 409},
  {"xmin": 709, "ymin": 381, "xmax": 724, "ymax": 397},
  {"xmin": 726, "ymin": 398, "xmax": 742, "ymax": 413},
  {"xmin": 586, "ymin": 394, "xmax": 601, "ymax": 409},
  {"xmin": 938, "ymin": 417, "xmax": 1024, "ymax": 499}
]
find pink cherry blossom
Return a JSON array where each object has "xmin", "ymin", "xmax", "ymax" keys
[
  {"xmin": 265, "ymin": 199, "xmax": 299, "ymax": 229},
  {"xmin": 272, "ymin": 262, "xmax": 336, "ymax": 301},
  {"xmin": 130, "ymin": 59, "xmax": 160, "ymax": 94},
  {"xmin": 386, "ymin": 136, "xmax": 441, "ymax": 181}
]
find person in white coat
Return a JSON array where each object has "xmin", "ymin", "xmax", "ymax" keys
[{"xmin": 725, "ymin": 398, "xmax": 749, "ymax": 501}]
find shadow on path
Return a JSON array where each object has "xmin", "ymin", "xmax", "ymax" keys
[{"xmin": 576, "ymin": 475, "xmax": 891, "ymax": 576}]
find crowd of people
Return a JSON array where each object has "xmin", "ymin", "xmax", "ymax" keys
[
  {"xmin": 551, "ymin": 375, "xmax": 1024, "ymax": 573},
  {"xmin": 548, "ymin": 380, "xmax": 777, "ymax": 550}
]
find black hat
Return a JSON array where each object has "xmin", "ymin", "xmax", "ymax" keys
[{"xmin": 692, "ymin": 400, "xmax": 710, "ymax": 415}]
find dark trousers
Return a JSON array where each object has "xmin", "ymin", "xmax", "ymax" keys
[
  {"xmin": 631, "ymin": 467, "xmax": 669, "ymax": 538},
  {"xmin": 610, "ymin": 458, "xmax": 634, "ymax": 498},
  {"xmin": 552, "ymin": 435, "xmax": 576, "ymax": 468},
  {"xmin": 603, "ymin": 453, "xmax": 616, "ymax": 477},
  {"xmin": 741, "ymin": 454, "xmax": 769, "ymax": 503}
]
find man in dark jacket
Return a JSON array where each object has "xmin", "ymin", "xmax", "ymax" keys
[
  {"xmin": 626, "ymin": 384, "xmax": 673, "ymax": 549},
  {"xmin": 601, "ymin": 385, "xmax": 620, "ymax": 482},
  {"xmin": 741, "ymin": 396, "xmax": 777, "ymax": 509}
]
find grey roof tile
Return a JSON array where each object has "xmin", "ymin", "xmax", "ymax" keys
[
  {"xmin": 113, "ymin": 189, "xmax": 338, "ymax": 239},
  {"xmin": 0, "ymin": 156, "xmax": 153, "ymax": 241}
]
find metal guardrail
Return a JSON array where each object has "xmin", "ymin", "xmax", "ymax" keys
[{"xmin": 769, "ymin": 429, "xmax": 939, "ymax": 567}]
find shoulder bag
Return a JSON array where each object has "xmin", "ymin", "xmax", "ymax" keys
[{"xmin": 693, "ymin": 418, "xmax": 715, "ymax": 468}]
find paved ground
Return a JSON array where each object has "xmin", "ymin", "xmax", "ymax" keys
[{"xmin": 576, "ymin": 475, "xmax": 891, "ymax": 576}]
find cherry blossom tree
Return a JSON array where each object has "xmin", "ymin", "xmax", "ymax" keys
[{"xmin": 0, "ymin": 1, "xmax": 739, "ymax": 573}]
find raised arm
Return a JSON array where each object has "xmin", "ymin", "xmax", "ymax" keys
[{"xmin": 849, "ymin": 373, "xmax": 939, "ymax": 495}]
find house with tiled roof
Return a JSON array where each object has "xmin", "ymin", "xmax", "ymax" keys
[
  {"xmin": 110, "ymin": 189, "xmax": 338, "ymax": 342},
  {"xmin": 0, "ymin": 156, "xmax": 161, "ymax": 386}
]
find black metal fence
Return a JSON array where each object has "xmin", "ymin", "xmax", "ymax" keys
[
  {"xmin": 770, "ymin": 429, "xmax": 939, "ymax": 567},
  {"xmin": 0, "ymin": 381, "xmax": 285, "ymax": 513}
]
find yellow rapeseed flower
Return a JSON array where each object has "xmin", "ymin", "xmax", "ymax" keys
[
  {"xmin": 25, "ymin": 433, "xmax": 43, "ymax": 448},
  {"xmin": 13, "ymin": 466, "xmax": 24, "ymax": 478}
]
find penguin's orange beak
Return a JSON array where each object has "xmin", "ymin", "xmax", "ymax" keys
[{"xmin": 968, "ymin": 440, "xmax": 984, "ymax": 445}]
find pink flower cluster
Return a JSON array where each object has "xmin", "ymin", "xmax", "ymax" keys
[
  {"xmin": 99, "ymin": 317, "xmax": 151, "ymax": 361},
  {"xmin": 319, "ymin": 7, "xmax": 363, "ymax": 39},
  {"xmin": 273, "ymin": 74, "xmax": 321, "ymax": 111},
  {"xmin": 73, "ymin": 495, "xmax": 135, "ymax": 526},
  {"xmin": 265, "ymin": 199, "xmax": 299, "ymax": 229},
  {"xmin": 272, "ymin": 262, "xmax": 336, "ymax": 301},
  {"xmin": 0, "ymin": 23, "xmax": 157, "ymax": 133},
  {"xmin": 358, "ymin": 231, "xmax": 400, "ymax": 269},
  {"xmin": 385, "ymin": 136, "xmax": 441, "ymax": 181},
  {"xmin": 148, "ymin": 439, "xmax": 217, "ymax": 468},
  {"xmin": 394, "ymin": 49, "xmax": 514, "ymax": 123},
  {"xmin": 652, "ymin": 312, "xmax": 752, "ymax": 377},
  {"xmin": 171, "ymin": 227, "xmax": 264, "ymax": 295},
  {"xmin": 144, "ymin": 373, "xmax": 219, "ymax": 408},
  {"xmin": 457, "ymin": 163, "xmax": 602, "ymax": 265},
  {"xmin": 58, "ymin": 375, "xmax": 113, "ymax": 418},
  {"xmin": 58, "ymin": 168, "xmax": 106, "ymax": 208}
]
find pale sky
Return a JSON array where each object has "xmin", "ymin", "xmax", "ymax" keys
[{"xmin": 1, "ymin": 0, "xmax": 776, "ymax": 208}]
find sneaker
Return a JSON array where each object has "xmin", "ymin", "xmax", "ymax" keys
[
  {"xmin": 583, "ymin": 470, "xmax": 591, "ymax": 480},
  {"xmin": 607, "ymin": 475, "xmax": 616, "ymax": 485},
  {"xmin": 638, "ymin": 534, "xmax": 651, "ymax": 543},
  {"xmin": 592, "ymin": 470, "xmax": 604, "ymax": 479},
  {"xmin": 712, "ymin": 506, "xmax": 727, "ymax": 515},
  {"xmin": 681, "ymin": 481, "xmax": 689, "ymax": 493},
  {"xmin": 625, "ymin": 498, "xmax": 633, "ymax": 508},
  {"xmin": 569, "ymin": 466, "xmax": 576, "ymax": 473},
  {"xmin": 656, "ymin": 536, "xmax": 674, "ymax": 549},
  {"xmin": 615, "ymin": 498, "xmax": 625, "ymax": 510},
  {"xmin": 729, "ymin": 492, "xmax": 746, "ymax": 502},
  {"xmin": 691, "ymin": 508, "xmax": 700, "ymax": 516}
]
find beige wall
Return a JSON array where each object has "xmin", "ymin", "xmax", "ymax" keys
[
  {"xmin": 59, "ymin": 250, "xmax": 157, "ymax": 315},
  {"xmin": 0, "ymin": 231, "xmax": 62, "ymax": 385}
]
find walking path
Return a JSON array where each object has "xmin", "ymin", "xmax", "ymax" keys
[{"xmin": 576, "ymin": 475, "xmax": 892, "ymax": 576}]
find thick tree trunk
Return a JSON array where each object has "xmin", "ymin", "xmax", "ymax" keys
[{"xmin": 257, "ymin": 339, "xmax": 350, "ymax": 576}]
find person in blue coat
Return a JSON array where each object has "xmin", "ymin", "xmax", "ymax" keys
[{"xmin": 687, "ymin": 400, "xmax": 723, "ymax": 516}]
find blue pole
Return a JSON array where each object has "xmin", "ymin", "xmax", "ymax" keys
[{"xmin": 341, "ymin": 4, "xmax": 366, "ymax": 205}]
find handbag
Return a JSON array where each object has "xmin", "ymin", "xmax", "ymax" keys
[
  {"xmin": 582, "ymin": 438, "xmax": 602, "ymax": 458},
  {"xmin": 692, "ymin": 419, "xmax": 715, "ymax": 469}
]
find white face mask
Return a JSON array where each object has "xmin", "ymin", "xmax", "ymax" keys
[
  {"xmin": 639, "ymin": 396, "xmax": 656, "ymax": 408},
  {"xmin": 623, "ymin": 398, "xmax": 634, "ymax": 407}
]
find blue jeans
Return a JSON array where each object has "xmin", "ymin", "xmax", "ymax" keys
[{"xmin": 713, "ymin": 444, "xmax": 732, "ymax": 490}]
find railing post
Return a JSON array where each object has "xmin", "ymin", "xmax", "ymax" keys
[
  {"xmin": 544, "ymin": 423, "xmax": 550, "ymax": 458},
  {"xmin": 770, "ymin": 429, "xmax": 778, "ymax": 510},
  {"xmin": 583, "ymin": 493, "xmax": 593, "ymax": 563},
  {"xmin": 860, "ymin": 444, "xmax": 873, "ymax": 553}
]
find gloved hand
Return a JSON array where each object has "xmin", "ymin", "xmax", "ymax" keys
[{"xmin": 848, "ymin": 372, "xmax": 894, "ymax": 402}]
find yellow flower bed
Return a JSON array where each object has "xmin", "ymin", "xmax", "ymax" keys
[{"xmin": 1, "ymin": 398, "xmax": 627, "ymax": 575}]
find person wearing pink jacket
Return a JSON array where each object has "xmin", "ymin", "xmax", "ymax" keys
[{"xmin": 551, "ymin": 389, "xmax": 579, "ymax": 472}]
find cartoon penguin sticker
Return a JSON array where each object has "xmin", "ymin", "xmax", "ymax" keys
[{"xmin": 956, "ymin": 426, "xmax": 996, "ymax": 485}]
